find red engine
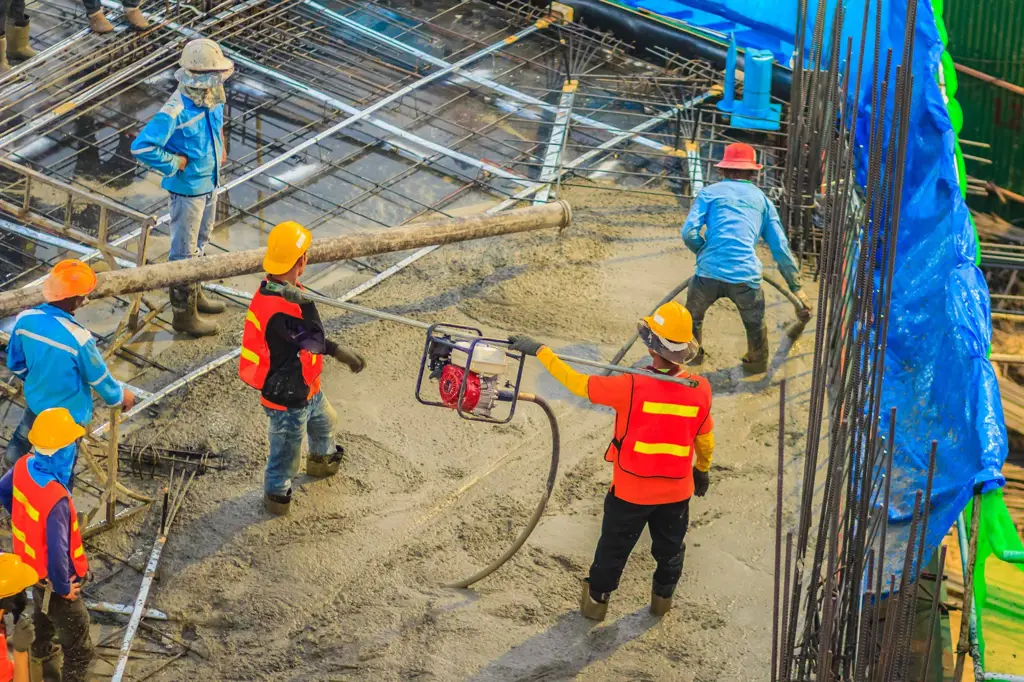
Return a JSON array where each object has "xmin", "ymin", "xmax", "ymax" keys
[{"xmin": 438, "ymin": 364, "xmax": 481, "ymax": 413}]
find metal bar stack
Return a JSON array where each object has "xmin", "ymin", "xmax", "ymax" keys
[{"xmin": 772, "ymin": 0, "xmax": 945, "ymax": 680}]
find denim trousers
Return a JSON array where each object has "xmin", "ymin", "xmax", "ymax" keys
[
  {"xmin": 4, "ymin": 408, "xmax": 34, "ymax": 466},
  {"xmin": 82, "ymin": 0, "xmax": 137, "ymax": 14},
  {"xmin": 168, "ymin": 192, "xmax": 215, "ymax": 262},
  {"xmin": 262, "ymin": 391, "xmax": 338, "ymax": 496}
]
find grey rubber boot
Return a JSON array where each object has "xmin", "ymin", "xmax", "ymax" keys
[
  {"xmin": 196, "ymin": 288, "xmax": 226, "ymax": 314},
  {"xmin": 307, "ymin": 444, "xmax": 344, "ymax": 478},
  {"xmin": 265, "ymin": 488, "xmax": 291, "ymax": 516},
  {"xmin": 579, "ymin": 578, "xmax": 609, "ymax": 622},
  {"xmin": 741, "ymin": 323, "xmax": 769, "ymax": 374},
  {"xmin": 650, "ymin": 579, "xmax": 676, "ymax": 617},
  {"xmin": 30, "ymin": 646, "xmax": 62, "ymax": 682},
  {"xmin": 171, "ymin": 285, "xmax": 219, "ymax": 337}
]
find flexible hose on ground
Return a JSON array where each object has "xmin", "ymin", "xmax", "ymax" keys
[
  {"xmin": 607, "ymin": 273, "xmax": 805, "ymax": 369},
  {"xmin": 446, "ymin": 393, "xmax": 560, "ymax": 589}
]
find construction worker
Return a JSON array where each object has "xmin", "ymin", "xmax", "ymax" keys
[
  {"xmin": 131, "ymin": 38, "xmax": 233, "ymax": 338},
  {"xmin": 509, "ymin": 301, "xmax": 713, "ymax": 620},
  {"xmin": 0, "ymin": 409, "xmax": 93, "ymax": 682},
  {"xmin": 239, "ymin": 221, "xmax": 366, "ymax": 515},
  {"xmin": 0, "ymin": 554, "xmax": 37, "ymax": 682},
  {"xmin": 681, "ymin": 142, "xmax": 811, "ymax": 373},
  {"xmin": 0, "ymin": 0, "xmax": 35, "ymax": 73},
  {"xmin": 4, "ymin": 260, "xmax": 134, "ymax": 470},
  {"xmin": 82, "ymin": 0, "xmax": 148, "ymax": 34}
]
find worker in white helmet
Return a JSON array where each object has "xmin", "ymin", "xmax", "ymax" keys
[{"xmin": 131, "ymin": 39, "xmax": 234, "ymax": 338}]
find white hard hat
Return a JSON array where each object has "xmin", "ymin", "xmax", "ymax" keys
[{"xmin": 179, "ymin": 38, "xmax": 233, "ymax": 73}]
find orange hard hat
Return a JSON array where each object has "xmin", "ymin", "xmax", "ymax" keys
[
  {"xmin": 263, "ymin": 221, "xmax": 312, "ymax": 275},
  {"xmin": 42, "ymin": 259, "xmax": 97, "ymax": 302},
  {"xmin": 715, "ymin": 142, "xmax": 763, "ymax": 170},
  {"xmin": 28, "ymin": 407, "xmax": 85, "ymax": 450}
]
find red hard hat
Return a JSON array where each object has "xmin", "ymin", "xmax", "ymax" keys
[{"xmin": 715, "ymin": 142, "xmax": 763, "ymax": 170}]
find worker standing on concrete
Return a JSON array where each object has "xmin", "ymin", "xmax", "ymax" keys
[
  {"xmin": 0, "ymin": 409, "xmax": 93, "ymax": 682},
  {"xmin": 0, "ymin": 0, "xmax": 36, "ymax": 73},
  {"xmin": 4, "ymin": 260, "xmax": 134, "ymax": 471},
  {"xmin": 82, "ymin": 0, "xmax": 148, "ymax": 34},
  {"xmin": 681, "ymin": 142, "xmax": 811, "ymax": 373},
  {"xmin": 510, "ymin": 301, "xmax": 713, "ymax": 620},
  {"xmin": 239, "ymin": 221, "xmax": 366, "ymax": 515},
  {"xmin": 0, "ymin": 554, "xmax": 37, "ymax": 682},
  {"xmin": 131, "ymin": 38, "xmax": 233, "ymax": 338}
]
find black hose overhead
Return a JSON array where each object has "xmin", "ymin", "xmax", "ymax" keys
[{"xmin": 446, "ymin": 392, "xmax": 560, "ymax": 589}]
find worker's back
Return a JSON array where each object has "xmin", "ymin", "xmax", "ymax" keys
[{"xmin": 686, "ymin": 179, "xmax": 774, "ymax": 286}]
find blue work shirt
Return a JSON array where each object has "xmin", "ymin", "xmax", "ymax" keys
[
  {"xmin": 7, "ymin": 304, "xmax": 125, "ymax": 425},
  {"xmin": 681, "ymin": 179, "xmax": 801, "ymax": 292},
  {"xmin": 0, "ymin": 455, "xmax": 77, "ymax": 596},
  {"xmin": 131, "ymin": 89, "xmax": 224, "ymax": 196}
]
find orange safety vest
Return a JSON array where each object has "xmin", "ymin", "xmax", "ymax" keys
[
  {"xmin": 605, "ymin": 373, "xmax": 711, "ymax": 480},
  {"xmin": 10, "ymin": 458, "xmax": 88, "ymax": 581},
  {"xmin": 239, "ymin": 282, "xmax": 323, "ymax": 409},
  {"xmin": 0, "ymin": 630, "xmax": 12, "ymax": 682}
]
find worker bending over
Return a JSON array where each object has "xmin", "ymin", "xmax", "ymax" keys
[
  {"xmin": 4, "ymin": 260, "xmax": 134, "ymax": 470},
  {"xmin": 0, "ymin": 554, "xmax": 37, "ymax": 682},
  {"xmin": 239, "ymin": 221, "xmax": 366, "ymax": 515},
  {"xmin": 681, "ymin": 142, "xmax": 810, "ymax": 373},
  {"xmin": 0, "ymin": 409, "xmax": 93, "ymax": 682},
  {"xmin": 510, "ymin": 302, "xmax": 713, "ymax": 620},
  {"xmin": 132, "ymin": 39, "xmax": 233, "ymax": 337}
]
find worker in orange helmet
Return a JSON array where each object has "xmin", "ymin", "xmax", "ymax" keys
[
  {"xmin": 510, "ymin": 301, "xmax": 714, "ymax": 621},
  {"xmin": 239, "ymin": 221, "xmax": 366, "ymax": 515},
  {"xmin": 4, "ymin": 260, "xmax": 134, "ymax": 472},
  {"xmin": 681, "ymin": 142, "xmax": 811, "ymax": 373},
  {"xmin": 0, "ymin": 554, "xmax": 38, "ymax": 682},
  {"xmin": 0, "ymin": 408, "xmax": 93, "ymax": 682}
]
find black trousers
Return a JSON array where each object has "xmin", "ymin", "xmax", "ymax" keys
[
  {"xmin": 588, "ymin": 491, "xmax": 690, "ymax": 595},
  {"xmin": 0, "ymin": 0, "xmax": 27, "ymax": 34},
  {"xmin": 685, "ymin": 274, "xmax": 766, "ymax": 340},
  {"xmin": 31, "ymin": 585, "xmax": 94, "ymax": 682}
]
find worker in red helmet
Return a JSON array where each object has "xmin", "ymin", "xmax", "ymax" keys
[
  {"xmin": 239, "ymin": 221, "xmax": 366, "ymax": 515},
  {"xmin": 510, "ymin": 301, "xmax": 714, "ymax": 621},
  {"xmin": 681, "ymin": 142, "xmax": 811, "ymax": 373}
]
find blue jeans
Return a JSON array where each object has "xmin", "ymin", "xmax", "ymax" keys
[
  {"xmin": 262, "ymin": 391, "xmax": 337, "ymax": 496},
  {"xmin": 4, "ymin": 408, "xmax": 34, "ymax": 466},
  {"xmin": 168, "ymin": 192, "xmax": 215, "ymax": 262}
]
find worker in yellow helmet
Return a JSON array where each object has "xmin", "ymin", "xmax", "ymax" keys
[
  {"xmin": 0, "ymin": 554, "xmax": 38, "ymax": 682},
  {"xmin": 510, "ymin": 301, "xmax": 714, "ymax": 620},
  {"xmin": 238, "ymin": 221, "xmax": 366, "ymax": 515}
]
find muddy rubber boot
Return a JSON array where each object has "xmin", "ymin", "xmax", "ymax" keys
[
  {"xmin": 196, "ymin": 288, "xmax": 226, "ymax": 315},
  {"xmin": 30, "ymin": 646, "xmax": 62, "ymax": 682},
  {"xmin": 88, "ymin": 10, "xmax": 114, "ymax": 34},
  {"xmin": 579, "ymin": 578, "xmax": 609, "ymax": 622},
  {"xmin": 122, "ymin": 7, "xmax": 150, "ymax": 30},
  {"xmin": 687, "ymin": 324, "xmax": 705, "ymax": 367},
  {"xmin": 0, "ymin": 38, "xmax": 9, "ymax": 73},
  {"xmin": 307, "ymin": 444, "xmax": 344, "ymax": 478},
  {"xmin": 265, "ymin": 488, "xmax": 291, "ymax": 516},
  {"xmin": 650, "ymin": 579, "xmax": 676, "ymax": 617},
  {"xmin": 741, "ymin": 324, "xmax": 769, "ymax": 374},
  {"xmin": 171, "ymin": 285, "xmax": 219, "ymax": 337},
  {"xmin": 6, "ymin": 21, "xmax": 38, "ymax": 60}
]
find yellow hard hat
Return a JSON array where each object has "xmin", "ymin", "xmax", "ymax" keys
[
  {"xmin": 643, "ymin": 301, "xmax": 694, "ymax": 344},
  {"xmin": 42, "ymin": 259, "xmax": 97, "ymax": 302},
  {"xmin": 263, "ymin": 221, "xmax": 312, "ymax": 275},
  {"xmin": 0, "ymin": 553, "xmax": 39, "ymax": 599},
  {"xmin": 28, "ymin": 407, "xmax": 85, "ymax": 451}
]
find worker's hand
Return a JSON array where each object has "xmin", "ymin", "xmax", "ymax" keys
[
  {"xmin": 281, "ymin": 284, "xmax": 312, "ymax": 306},
  {"xmin": 62, "ymin": 582, "xmax": 82, "ymax": 602},
  {"xmin": 11, "ymin": 613, "xmax": 34, "ymax": 652},
  {"xmin": 121, "ymin": 388, "xmax": 136, "ymax": 412},
  {"xmin": 795, "ymin": 290, "xmax": 812, "ymax": 323},
  {"xmin": 508, "ymin": 335, "xmax": 544, "ymax": 356},
  {"xmin": 331, "ymin": 345, "xmax": 365, "ymax": 374},
  {"xmin": 175, "ymin": 155, "xmax": 188, "ymax": 171},
  {"xmin": 692, "ymin": 469, "xmax": 710, "ymax": 497}
]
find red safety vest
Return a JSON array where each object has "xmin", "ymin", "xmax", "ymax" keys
[
  {"xmin": 10, "ymin": 458, "xmax": 88, "ymax": 581},
  {"xmin": 605, "ymin": 373, "xmax": 711, "ymax": 480},
  {"xmin": 239, "ymin": 282, "xmax": 323, "ymax": 409}
]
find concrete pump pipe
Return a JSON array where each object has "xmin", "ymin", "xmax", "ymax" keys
[{"xmin": 0, "ymin": 201, "xmax": 573, "ymax": 317}]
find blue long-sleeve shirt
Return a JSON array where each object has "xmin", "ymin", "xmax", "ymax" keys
[
  {"xmin": 0, "ymin": 464, "xmax": 75, "ymax": 596},
  {"xmin": 681, "ymin": 179, "xmax": 802, "ymax": 292},
  {"xmin": 7, "ymin": 304, "xmax": 124, "ymax": 425}
]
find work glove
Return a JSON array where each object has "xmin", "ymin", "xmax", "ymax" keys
[
  {"xmin": 12, "ymin": 614, "xmax": 34, "ymax": 652},
  {"xmin": 330, "ymin": 344, "xmax": 365, "ymax": 374},
  {"xmin": 692, "ymin": 469, "xmax": 710, "ymax": 497},
  {"xmin": 508, "ymin": 335, "xmax": 544, "ymax": 356},
  {"xmin": 280, "ymin": 283, "xmax": 312, "ymax": 306},
  {"xmin": 795, "ymin": 290, "xmax": 813, "ymax": 323}
]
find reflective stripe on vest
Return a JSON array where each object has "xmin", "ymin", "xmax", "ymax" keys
[
  {"xmin": 10, "ymin": 457, "xmax": 89, "ymax": 580},
  {"xmin": 607, "ymin": 373, "xmax": 710, "ymax": 480},
  {"xmin": 238, "ymin": 281, "xmax": 323, "ymax": 403}
]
